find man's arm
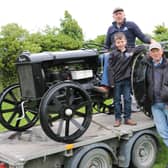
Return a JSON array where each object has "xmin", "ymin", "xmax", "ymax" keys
[
  {"xmin": 130, "ymin": 21, "xmax": 152, "ymax": 44},
  {"xmin": 104, "ymin": 26, "xmax": 112, "ymax": 50},
  {"xmin": 133, "ymin": 45, "xmax": 146, "ymax": 56}
]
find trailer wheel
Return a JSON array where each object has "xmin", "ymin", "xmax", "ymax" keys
[
  {"xmin": 39, "ymin": 82, "xmax": 92, "ymax": 143},
  {"xmin": 0, "ymin": 84, "xmax": 39, "ymax": 131},
  {"xmin": 78, "ymin": 148, "xmax": 112, "ymax": 168},
  {"xmin": 64, "ymin": 147, "xmax": 113, "ymax": 168},
  {"xmin": 131, "ymin": 134, "xmax": 157, "ymax": 168}
]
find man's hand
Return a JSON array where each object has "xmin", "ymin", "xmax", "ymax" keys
[
  {"xmin": 150, "ymin": 39, "xmax": 156, "ymax": 44},
  {"xmin": 134, "ymin": 45, "xmax": 146, "ymax": 55}
]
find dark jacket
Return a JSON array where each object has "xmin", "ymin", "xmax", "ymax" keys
[
  {"xmin": 105, "ymin": 19, "xmax": 151, "ymax": 49},
  {"xmin": 108, "ymin": 45, "xmax": 146, "ymax": 86},
  {"xmin": 144, "ymin": 56, "xmax": 168, "ymax": 104}
]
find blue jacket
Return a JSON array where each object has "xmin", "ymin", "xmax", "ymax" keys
[{"xmin": 105, "ymin": 19, "xmax": 151, "ymax": 49}]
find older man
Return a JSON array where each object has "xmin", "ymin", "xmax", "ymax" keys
[
  {"xmin": 144, "ymin": 42, "xmax": 168, "ymax": 148},
  {"xmin": 105, "ymin": 7, "xmax": 154, "ymax": 49}
]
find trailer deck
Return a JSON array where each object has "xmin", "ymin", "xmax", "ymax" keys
[{"xmin": 0, "ymin": 112, "xmax": 155, "ymax": 166}]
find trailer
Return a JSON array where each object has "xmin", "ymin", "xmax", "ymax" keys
[{"xmin": 0, "ymin": 112, "xmax": 158, "ymax": 168}]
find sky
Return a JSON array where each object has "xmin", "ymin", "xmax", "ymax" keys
[{"xmin": 0, "ymin": 0, "xmax": 167, "ymax": 40}]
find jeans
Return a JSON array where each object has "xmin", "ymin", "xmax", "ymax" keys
[
  {"xmin": 114, "ymin": 79, "xmax": 131, "ymax": 120},
  {"xmin": 99, "ymin": 53, "xmax": 110, "ymax": 86},
  {"xmin": 151, "ymin": 103, "xmax": 168, "ymax": 147}
]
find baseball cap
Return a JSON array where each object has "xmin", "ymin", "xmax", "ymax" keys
[
  {"xmin": 113, "ymin": 7, "xmax": 124, "ymax": 14},
  {"xmin": 149, "ymin": 42, "xmax": 162, "ymax": 51}
]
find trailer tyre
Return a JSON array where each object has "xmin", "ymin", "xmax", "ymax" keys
[
  {"xmin": 78, "ymin": 148, "xmax": 112, "ymax": 168},
  {"xmin": 131, "ymin": 134, "xmax": 157, "ymax": 168}
]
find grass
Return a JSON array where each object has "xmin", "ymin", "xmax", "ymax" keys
[{"xmin": 153, "ymin": 137, "xmax": 168, "ymax": 168}]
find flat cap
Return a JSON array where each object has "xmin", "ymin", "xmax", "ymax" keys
[{"xmin": 113, "ymin": 7, "xmax": 124, "ymax": 14}]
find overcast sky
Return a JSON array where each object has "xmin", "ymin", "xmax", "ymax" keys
[{"xmin": 0, "ymin": 0, "xmax": 167, "ymax": 40}]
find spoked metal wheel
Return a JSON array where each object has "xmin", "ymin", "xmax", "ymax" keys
[
  {"xmin": 39, "ymin": 82, "xmax": 92, "ymax": 143},
  {"xmin": 0, "ymin": 84, "xmax": 39, "ymax": 131},
  {"xmin": 131, "ymin": 135, "xmax": 157, "ymax": 168}
]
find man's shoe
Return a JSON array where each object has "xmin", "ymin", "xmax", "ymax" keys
[
  {"xmin": 125, "ymin": 119, "xmax": 137, "ymax": 126},
  {"xmin": 93, "ymin": 86, "xmax": 109, "ymax": 93},
  {"xmin": 114, "ymin": 120, "xmax": 121, "ymax": 127}
]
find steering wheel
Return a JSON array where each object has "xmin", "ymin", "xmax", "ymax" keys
[{"xmin": 82, "ymin": 43, "xmax": 108, "ymax": 54}]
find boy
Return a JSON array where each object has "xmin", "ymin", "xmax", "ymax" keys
[{"xmin": 108, "ymin": 32, "xmax": 144, "ymax": 127}]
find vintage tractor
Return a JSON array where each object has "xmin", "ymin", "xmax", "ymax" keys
[
  {"xmin": 0, "ymin": 44, "xmax": 115, "ymax": 143},
  {"xmin": 0, "ymin": 42, "xmax": 167, "ymax": 143}
]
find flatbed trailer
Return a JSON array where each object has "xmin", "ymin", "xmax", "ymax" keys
[{"xmin": 0, "ymin": 112, "xmax": 158, "ymax": 168}]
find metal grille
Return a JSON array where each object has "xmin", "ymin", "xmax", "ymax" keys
[{"xmin": 17, "ymin": 64, "xmax": 36, "ymax": 98}]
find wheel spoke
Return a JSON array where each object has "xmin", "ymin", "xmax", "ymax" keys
[
  {"xmin": 9, "ymin": 90, "xmax": 18, "ymax": 102},
  {"xmin": 57, "ymin": 119, "xmax": 64, "ymax": 136},
  {"xmin": 73, "ymin": 100, "xmax": 90, "ymax": 110},
  {"xmin": 47, "ymin": 97, "xmax": 63, "ymax": 113},
  {"xmin": 27, "ymin": 109, "xmax": 38, "ymax": 115},
  {"xmin": 24, "ymin": 113, "xmax": 31, "ymax": 123},
  {"xmin": 3, "ymin": 98, "xmax": 16, "ymax": 105},
  {"xmin": 49, "ymin": 115, "xmax": 60, "ymax": 122},
  {"xmin": 47, "ymin": 105, "xmax": 57, "ymax": 113},
  {"xmin": 71, "ymin": 118, "xmax": 84, "ymax": 130},
  {"xmin": 15, "ymin": 118, "xmax": 21, "ymax": 128},
  {"xmin": 65, "ymin": 119, "xmax": 70, "ymax": 136},
  {"xmin": 75, "ymin": 111, "xmax": 86, "ymax": 117},
  {"xmin": 65, "ymin": 87, "xmax": 74, "ymax": 106},
  {"xmin": 7, "ymin": 111, "xmax": 18, "ymax": 124}
]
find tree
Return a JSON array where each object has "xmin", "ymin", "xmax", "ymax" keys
[
  {"xmin": 0, "ymin": 23, "xmax": 27, "ymax": 85},
  {"xmin": 35, "ymin": 11, "xmax": 85, "ymax": 51},
  {"xmin": 84, "ymin": 35, "xmax": 106, "ymax": 50},
  {"xmin": 58, "ymin": 10, "xmax": 84, "ymax": 49},
  {"xmin": 153, "ymin": 23, "xmax": 168, "ymax": 35},
  {"xmin": 152, "ymin": 24, "xmax": 168, "ymax": 43},
  {"xmin": 94, "ymin": 35, "xmax": 105, "ymax": 44},
  {"xmin": 60, "ymin": 11, "xmax": 83, "ymax": 41},
  {"xmin": 0, "ymin": 23, "xmax": 41, "ymax": 86}
]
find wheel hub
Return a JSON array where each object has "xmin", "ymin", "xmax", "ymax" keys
[
  {"xmin": 65, "ymin": 108, "xmax": 73, "ymax": 116},
  {"xmin": 139, "ymin": 148, "xmax": 147, "ymax": 157}
]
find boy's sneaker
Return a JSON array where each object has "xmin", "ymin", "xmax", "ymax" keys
[
  {"xmin": 124, "ymin": 119, "xmax": 137, "ymax": 125},
  {"xmin": 114, "ymin": 120, "xmax": 121, "ymax": 127}
]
